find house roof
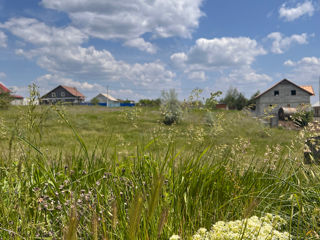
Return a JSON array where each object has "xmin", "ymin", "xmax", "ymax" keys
[
  {"xmin": 255, "ymin": 79, "xmax": 315, "ymax": 99},
  {"xmin": 300, "ymin": 85, "xmax": 315, "ymax": 95},
  {"xmin": 0, "ymin": 83, "xmax": 11, "ymax": 93},
  {"xmin": 0, "ymin": 83, "xmax": 23, "ymax": 99},
  {"xmin": 61, "ymin": 85, "xmax": 85, "ymax": 98},
  {"xmin": 11, "ymin": 94, "xmax": 23, "ymax": 99},
  {"xmin": 42, "ymin": 85, "xmax": 85, "ymax": 99},
  {"xmin": 100, "ymin": 93, "xmax": 119, "ymax": 102}
]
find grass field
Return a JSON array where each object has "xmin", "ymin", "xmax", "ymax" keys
[{"xmin": 0, "ymin": 105, "xmax": 319, "ymax": 239}]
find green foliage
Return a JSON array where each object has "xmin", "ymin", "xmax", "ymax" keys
[
  {"xmin": 0, "ymin": 105, "xmax": 319, "ymax": 239},
  {"xmin": 186, "ymin": 88, "xmax": 204, "ymax": 109},
  {"xmin": 292, "ymin": 105, "xmax": 313, "ymax": 127},
  {"xmin": 0, "ymin": 91, "xmax": 11, "ymax": 109},
  {"xmin": 90, "ymin": 97, "xmax": 99, "ymax": 105},
  {"xmin": 138, "ymin": 98, "xmax": 161, "ymax": 107},
  {"xmin": 220, "ymin": 87, "xmax": 248, "ymax": 110},
  {"xmin": 246, "ymin": 91, "xmax": 260, "ymax": 110},
  {"xmin": 160, "ymin": 89, "xmax": 182, "ymax": 125},
  {"xmin": 205, "ymin": 91, "xmax": 223, "ymax": 110}
]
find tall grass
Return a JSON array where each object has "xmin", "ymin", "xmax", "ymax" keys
[{"xmin": 0, "ymin": 104, "xmax": 319, "ymax": 239}]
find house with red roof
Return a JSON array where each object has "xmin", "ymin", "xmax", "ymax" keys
[
  {"xmin": 0, "ymin": 83, "xmax": 24, "ymax": 105},
  {"xmin": 40, "ymin": 85, "xmax": 85, "ymax": 104},
  {"xmin": 254, "ymin": 79, "xmax": 314, "ymax": 116}
]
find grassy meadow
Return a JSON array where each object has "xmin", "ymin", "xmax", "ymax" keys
[{"xmin": 0, "ymin": 104, "xmax": 320, "ymax": 239}]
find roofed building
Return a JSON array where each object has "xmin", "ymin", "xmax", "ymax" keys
[
  {"xmin": 93, "ymin": 93, "xmax": 120, "ymax": 107},
  {"xmin": 254, "ymin": 79, "xmax": 314, "ymax": 116},
  {"xmin": 0, "ymin": 83, "xmax": 24, "ymax": 105},
  {"xmin": 41, "ymin": 85, "xmax": 85, "ymax": 104}
]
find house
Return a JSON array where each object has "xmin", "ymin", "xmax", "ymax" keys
[
  {"xmin": 215, "ymin": 103, "xmax": 228, "ymax": 110},
  {"xmin": 0, "ymin": 83, "xmax": 24, "ymax": 105},
  {"xmin": 41, "ymin": 85, "xmax": 85, "ymax": 104},
  {"xmin": 92, "ymin": 93, "xmax": 120, "ymax": 107},
  {"xmin": 254, "ymin": 79, "xmax": 314, "ymax": 116}
]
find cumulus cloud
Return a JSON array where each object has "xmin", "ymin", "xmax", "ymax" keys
[
  {"xmin": 283, "ymin": 57, "xmax": 320, "ymax": 86},
  {"xmin": 124, "ymin": 38, "xmax": 157, "ymax": 54},
  {"xmin": 41, "ymin": 0, "xmax": 204, "ymax": 40},
  {"xmin": 0, "ymin": 31, "xmax": 7, "ymax": 47},
  {"xmin": 279, "ymin": 1, "xmax": 315, "ymax": 21},
  {"xmin": 1, "ymin": 17, "xmax": 177, "ymax": 97},
  {"xmin": 0, "ymin": 17, "xmax": 88, "ymax": 47},
  {"xmin": 267, "ymin": 32, "xmax": 309, "ymax": 54},
  {"xmin": 188, "ymin": 71, "xmax": 206, "ymax": 82},
  {"xmin": 171, "ymin": 37, "xmax": 266, "ymax": 71},
  {"xmin": 39, "ymin": 0, "xmax": 204, "ymax": 52},
  {"xmin": 223, "ymin": 67, "xmax": 273, "ymax": 84},
  {"xmin": 36, "ymin": 74, "xmax": 102, "ymax": 91}
]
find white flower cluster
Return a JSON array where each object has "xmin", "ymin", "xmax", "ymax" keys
[{"xmin": 170, "ymin": 214, "xmax": 291, "ymax": 240}]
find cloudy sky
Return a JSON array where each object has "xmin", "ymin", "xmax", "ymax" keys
[{"xmin": 0, "ymin": 0, "xmax": 319, "ymax": 102}]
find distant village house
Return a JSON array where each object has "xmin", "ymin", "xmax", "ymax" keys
[
  {"xmin": 92, "ymin": 93, "xmax": 120, "ymax": 107},
  {"xmin": 0, "ymin": 83, "xmax": 24, "ymax": 105},
  {"xmin": 254, "ymin": 79, "xmax": 314, "ymax": 116},
  {"xmin": 41, "ymin": 85, "xmax": 85, "ymax": 104}
]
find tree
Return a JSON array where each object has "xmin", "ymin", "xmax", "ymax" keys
[
  {"xmin": 0, "ymin": 92, "xmax": 11, "ymax": 109},
  {"xmin": 90, "ymin": 97, "xmax": 99, "ymax": 105},
  {"xmin": 219, "ymin": 87, "xmax": 248, "ymax": 110},
  {"xmin": 246, "ymin": 91, "xmax": 260, "ymax": 110},
  {"xmin": 138, "ymin": 98, "xmax": 161, "ymax": 107}
]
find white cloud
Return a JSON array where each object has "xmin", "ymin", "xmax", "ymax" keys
[
  {"xmin": 279, "ymin": 1, "xmax": 315, "ymax": 21},
  {"xmin": 224, "ymin": 67, "xmax": 273, "ymax": 84},
  {"xmin": 124, "ymin": 38, "xmax": 157, "ymax": 54},
  {"xmin": 41, "ymin": 0, "xmax": 204, "ymax": 40},
  {"xmin": 0, "ymin": 17, "xmax": 88, "ymax": 47},
  {"xmin": 214, "ymin": 67, "xmax": 273, "ymax": 97},
  {"xmin": 267, "ymin": 32, "xmax": 309, "ymax": 54},
  {"xmin": 0, "ymin": 31, "xmax": 7, "ymax": 47},
  {"xmin": 1, "ymin": 18, "xmax": 177, "ymax": 97},
  {"xmin": 188, "ymin": 71, "xmax": 206, "ymax": 82},
  {"xmin": 284, "ymin": 60, "xmax": 295, "ymax": 66},
  {"xmin": 283, "ymin": 57, "xmax": 320, "ymax": 85},
  {"xmin": 171, "ymin": 37, "xmax": 266, "ymax": 71},
  {"xmin": 36, "ymin": 74, "xmax": 102, "ymax": 92},
  {"xmin": 0, "ymin": 72, "xmax": 6, "ymax": 79}
]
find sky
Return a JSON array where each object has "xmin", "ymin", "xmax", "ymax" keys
[{"xmin": 0, "ymin": 0, "xmax": 319, "ymax": 102}]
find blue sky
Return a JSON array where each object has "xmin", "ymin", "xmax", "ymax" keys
[{"xmin": 0, "ymin": 0, "xmax": 319, "ymax": 102}]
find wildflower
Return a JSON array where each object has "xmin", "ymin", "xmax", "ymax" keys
[
  {"xmin": 169, "ymin": 235, "xmax": 180, "ymax": 240},
  {"xmin": 189, "ymin": 214, "xmax": 291, "ymax": 240}
]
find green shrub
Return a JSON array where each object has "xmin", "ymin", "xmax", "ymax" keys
[
  {"xmin": 292, "ymin": 106, "xmax": 313, "ymax": 127},
  {"xmin": 160, "ymin": 89, "xmax": 182, "ymax": 125},
  {"xmin": 0, "ymin": 92, "xmax": 11, "ymax": 109}
]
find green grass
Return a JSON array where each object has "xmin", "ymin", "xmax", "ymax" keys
[{"xmin": 0, "ymin": 105, "xmax": 319, "ymax": 239}]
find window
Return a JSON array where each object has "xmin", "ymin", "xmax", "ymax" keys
[
  {"xmin": 291, "ymin": 90, "xmax": 296, "ymax": 95},
  {"xmin": 61, "ymin": 91, "xmax": 65, "ymax": 97},
  {"xmin": 51, "ymin": 92, "xmax": 56, "ymax": 97},
  {"xmin": 274, "ymin": 90, "xmax": 279, "ymax": 96}
]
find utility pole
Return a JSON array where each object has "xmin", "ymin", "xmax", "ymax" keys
[{"xmin": 107, "ymin": 85, "xmax": 109, "ymax": 108}]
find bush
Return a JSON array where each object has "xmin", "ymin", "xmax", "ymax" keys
[
  {"xmin": 160, "ymin": 89, "xmax": 182, "ymax": 125},
  {"xmin": 0, "ymin": 92, "xmax": 11, "ymax": 109},
  {"xmin": 138, "ymin": 98, "xmax": 161, "ymax": 107},
  {"xmin": 292, "ymin": 105, "xmax": 313, "ymax": 127}
]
